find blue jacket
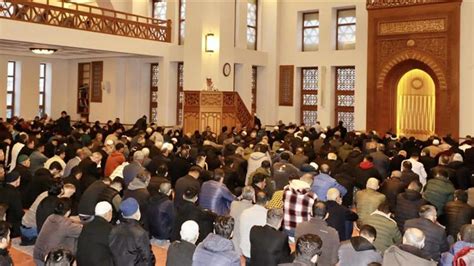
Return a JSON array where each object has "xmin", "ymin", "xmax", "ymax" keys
[
  {"xmin": 146, "ymin": 193, "xmax": 175, "ymax": 240},
  {"xmin": 311, "ymin": 173, "xmax": 347, "ymax": 201},
  {"xmin": 192, "ymin": 233, "xmax": 240, "ymax": 266},
  {"xmin": 199, "ymin": 180, "xmax": 236, "ymax": 215},
  {"xmin": 440, "ymin": 241, "xmax": 474, "ymax": 266}
]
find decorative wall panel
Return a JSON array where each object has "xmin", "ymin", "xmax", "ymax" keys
[{"xmin": 279, "ymin": 65, "xmax": 294, "ymax": 106}]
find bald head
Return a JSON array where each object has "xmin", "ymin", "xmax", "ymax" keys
[
  {"xmin": 366, "ymin": 178, "xmax": 379, "ymax": 190},
  {"xmin": 320, "ymin": 164, "xmax": 330, "ymax": 174},
  {"xmin": 327, "ymin": 188, "xmax": 340, "ymax": 201},
  {"xmin": 403, "ymin": 228, "xmax": 425, "ymax": 249}
]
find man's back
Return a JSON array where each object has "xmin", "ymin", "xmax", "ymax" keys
[
  {"xmin": 229, "ymin": 200, "xmax": 253, "ymax": 254},
  {"xmin": 175, "ymin": 175, "xmax": 200, "ymax": 207},
  {"xmin": 192, "ymin": 233, "xmax": 240, "ymax": 266},
  {"xmin": 363, "ymin": 211, "xmax": 401, "ymax": 253},
  {"xmin": 295, "ymin": 218, "xmax": 339, "ymax": 266},
  {"xmin": 77, "ymin": 216, "xmax": 114, "ymax": 266},
  {"xmin": 239, "ymin": 204, "xmax": 267, "ymax": 258},
  {"xmin": 109, "ymin": 218, "xmax": 155, "ymax": 266},
  {"xmin": 199, "ymin": 180, "xmax": 235, "ymax": 215},
  {"xmin": 167, "ymin": 240, "xmax": 196, "ymax": 266},
  {"xmin": 423, "ymin": 177, "xmax": 455, "ymax": 216},
  {"xmin": 250, "ymin": 225, "xmax": 292, "ymax": 266},
  {"xmin": 355, "ymin": 189, "xmax": 386, "ymax": 223},
  {"xmin": 444, "ymin": 200, "xmax": 474, "ymax": 237},
  {"xmin": 394, "ymin": 190, "xmax": 427, "ymax": 231},
  {"xmin": 404, "ymin": 217, "xmax": 449, "ymax": 261},
  {"xmin": 338, "ymin": 237, "xmax": 382, "ymax": 266}
]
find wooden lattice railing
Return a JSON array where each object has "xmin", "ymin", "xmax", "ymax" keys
[
  {"xmin": 223, "ymin": 92, "xmax": 254, "ymax": 129},
  {"xmin": 367, "ymin": 0, "xmax": 460, "ymax": 9},
  {"xmin": 0, "ymin": 0, "xmax": 171, "ymax": 42}
]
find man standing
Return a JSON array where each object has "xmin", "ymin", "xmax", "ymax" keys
[
  {"xmin": 77, "ymin": 201, "xmax": 114, "ymax": 266},
  {"xmin": 239, "ymin": 192, "xmax": 268, "ymax": 262},
  {"xmin": 295, "ymin": 202, "xmax": 340, "ymax": 266},
  {"xmin": 147, "ymin": 182, "xmax": 175, "ymax": 244},
  {"xmin": 175, "ymin": 166, "xmax": 202, "ymax": 207},
  {"xmin": 229, "ymin": 186, "xmax": 254, "ymax": 254},
  {"xmin": 199, "ymin": 169, "xmax": 236, "ymax": 215},
  {"xmin": 401, "ymin": 152, "xmax": 427, "ymax": 186},
  {"xmin": 0, "ymin": 171, "xmax": 23, "ymax": 237},
  {"xmin": 326, "ymin": 188, "xmax": 358, "ymax": 241},
  {"xmin": 250, "ymin": 208, "xmax": 293, "ymax": 266},
  {"xmin": 355, "ymin": 178, "xmax": 386, "ymax": 223},
  {"xmin": 311, "ymin": 164, "xmax": 347, "ymax": 201},
  {"xmin": 283, "ymin": 178, "xmax": 317, "ymax": 237},
  {"xmin": 109, "ymin": 198, "xmax": 155, "ymax": 266},
  {"xmin": 167, "ymin": 221, "xmax": 200, "ymax": 266}
]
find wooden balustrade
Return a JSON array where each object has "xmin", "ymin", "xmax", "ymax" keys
[
  {"xmin": 366, "ymin": 0, "xmax": 460, "ymax": 9},
  {"xmin": 0, "ymin": 0, "xmax": 171, "ymax": 42}
]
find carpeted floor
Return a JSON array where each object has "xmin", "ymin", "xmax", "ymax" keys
[{"xmin": 9, "ymin": 237, "xmax": 247, "ymax": 266}]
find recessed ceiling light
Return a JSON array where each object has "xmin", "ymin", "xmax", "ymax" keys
[{"xmin": 30, "ymin": 48, "xmax": 58, "ymax": 55}]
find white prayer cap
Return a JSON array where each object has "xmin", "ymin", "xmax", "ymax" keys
[
  {"xmin": 303, "ymin": 137, "xmax": 310, "ymax": 142},
  {"xmin": 274, "ymin": 126, "xmax": 279, "ymax": 130},
  {"xmin": 310, "ymin": 162, "xmax": 319, "ymax": 171},
  {"xmin": 328, "ymin": 153, "xmax": 338, "ymax": 160},
  {"xmin": 432, "ymin": 139, "xmax": 440, "ymax": 146},
  {"xmin": 320, "ymin": 133, "xmax": 327, "ymax": 139},
  {"xmin": 146, "ymin": 127, "xmax": 153, "ymax": 134},
  {"xmin": 180, "ymin": 220, "xmax": 199, "ymax": 242},
  {"xmin": 161, "ymin": 142, "xmax": 174, "ymax": 151},
  {"xmin": 95, "ymin": 201, "xmax": 112, "ymax": 216},
  {"xmin": 105, "ymin": 139, "xmax": 114, "ymax": 146},
  {"xmin": 453, "ymin": 153, "xmax": 463, "ymax": 162}
]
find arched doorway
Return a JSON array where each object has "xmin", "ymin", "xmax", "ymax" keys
[{"xmin": 396, "ymin": 69, "xmax": 435, "ymax": 139}]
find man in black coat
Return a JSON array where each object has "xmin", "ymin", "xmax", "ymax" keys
[
  {"xmin": 13, "ymin": 154, "xmax": 32, "ymax": 206},
  {"xmin": 0, "ymin": 172, "xmax": 23, "ymax": 237},
  {"xmin": 78, "ymin": 178, "xmax": 109, "ymax": 222},
  {"xmin": 77, "ymin": 201, "xmax": 114, "ymax": 266},
  {"xmin": 78, "ymin": 152, "xmax": 103, "ymax": 191},
  {"xmin": 250, "ymin": 208, "xmax": 293, "ymax": 266},
  {"xmin": 400, "ymin": 160, "xmax": 420, "ymax": 188},
  {"xmin": 326, "ymin": 188, "xmax": 358, "ymax": 241},
  {"xmin": 354, "ymin": 155, "xmax": 382, "ymax": 189},
  {"xmin": 379, "ymin": 171, "xmax": 406, "ymax": 212},
  {"xmin": 147, "ymin": 182, "xmax": 175, "ymax": 242},
  {"xmin": 174, "ymin": 166, "xmax": 201, "ymax": 207},
  {"xmin": 168, "ymin": 146, "xmax": 192, "ymax": 187},
  {"xmin": 394, "ymin": 180, "xmax": 427, "ymax": 232},
  {"xmin": 404, "ymin": 205, "xmax": 449, "ymax": 261},
  {"xmin": 170, "ymin": 188, "xmax": 215, "ymax": 244},
  {"xmin": 444, "ymin": 189, "xmax": 474, "ymax": 238},
  {"xmin": 109, "ymin": 198, "xmax": 155, "ymax": 266}
]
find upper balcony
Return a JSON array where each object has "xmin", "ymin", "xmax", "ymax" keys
[
  {"xmin": 0, "ymin": 0, "xmax": 171, "ymax": 43},
  {"xmin": 366, "ymin": 0, "xmax": 462, "ymax": 9}
]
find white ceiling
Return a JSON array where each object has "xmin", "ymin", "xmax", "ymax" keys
[{"xmin": 0, "ymin": 39, "xmax": 140, "ymax": 59}]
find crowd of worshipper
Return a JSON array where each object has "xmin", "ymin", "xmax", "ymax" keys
[{"xmin": 0, "ymin": 111, "xmax": 473, "ymax": 266}]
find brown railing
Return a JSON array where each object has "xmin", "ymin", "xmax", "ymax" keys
[
  {"xmin": 223, "ymin": 92, "xmax": 254, "ymax": 129},
  {"xmin": 366, "ymin": 0, "xmax": 459, "ymax": 9},
  {"xmin": 0, "ymin": 0, "xmax": 171, "ymax": 42}
]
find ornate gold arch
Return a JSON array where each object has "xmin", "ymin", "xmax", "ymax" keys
[{"xmin": 376, "ymin": 49, "xmax": 447, "ymax": 92}]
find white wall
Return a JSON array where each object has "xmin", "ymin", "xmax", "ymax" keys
[{"xmin": 460, "ymin": 1, "xmax": 474, "ymax": 137}]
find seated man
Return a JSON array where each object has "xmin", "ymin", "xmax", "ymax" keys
[
  {"xmin": 326, "ymin": 188, "xmax": 358, "ymax": 241},
  {"xmin": 355, "ymin": 178, "xmax": 386, "ymax": 224},
  {"xmin": 250, "ymin": 208, "xmax": 293, "ymax": 266},
  {"xmin": 363, "ymin": 201, "xmax": 401, "ymax": 253},
  {"xmin": 77, "ymin": 201, "xmax": 114, "ymax": 266},
  {"xmin": 295, "ymin": 201, "xmax": 339, "ymax": 266},
  {"xmin": 33, "ymin": 198, "xmax": 83, "ymax": 265},
  {"xmin": 279, "ymin": 234, "xmax": 323, "ymax": 266},
  {"xmin": 192, "ymin": 216, "xmax": 240, "ymax": 266},
  {"xmin": 147, "ymin": 182, "xmax": 175, "ymax": 245},
  {"xmin": 405, "ymin": 205, "xmax": 449, "ymax": 261},
  {"xmin": 109, "ymin": 198, "xmax": 155, "ymax": 266},
  {"xmin": 338, "ymin": 224, "xmax": 382, "ymax": 266},
  {"xmin": 167, "ymin": 220, "xmax": 200, "ymax": 266},
  {"xmin": 311, "ymin": 164, "xmax": 347, "ymax": 201},
  {"xmin": 383, "ymin": 228, "xmax": 436, "ymax": 265},
  {"xmin": 440, "ymin": 224, "xmax": 474, "ymax": 266},
  {"xmin": 198, "ymin": 169, "xmax": 236, "ymax": 215}
]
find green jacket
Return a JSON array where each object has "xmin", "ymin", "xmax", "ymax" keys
[
  {"xmin": 364, "ymin": 211, "xmax": 402, "ymax": 253},
  {"xmin": 355, "ymin": 189, "xmax": 386, "ymax": 223},
  {"xmin": 423, "ymin": 177, "xmax": 455, "ymax": 216}
]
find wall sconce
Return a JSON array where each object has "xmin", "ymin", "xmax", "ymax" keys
[{"xmin": 205, "ymin": 33, "xmax": 217, "ymax": 53}]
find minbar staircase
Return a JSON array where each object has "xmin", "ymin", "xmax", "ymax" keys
[{"xmin": 182, "ymin": 91, "xmax": 253, "ymax": 134}]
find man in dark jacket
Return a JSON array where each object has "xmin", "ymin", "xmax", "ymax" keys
[
  {"xmin": 174, "ymin": 166, "xmax": 202, "ymax": 207},
  {"xmin": 354, "ymin": 155, "xmax": 382, "ymax": 189},
  {"xmin": 337, "ymin": 224, "xmax": 382, "ymax": 266},
  {"xmin": 0, "ymin": 171, "xmax": 23, "ymax": 237},
  {"xmin": 0, "ymin": 221, "xmax": 13, "ymax": 266},
  {"xmin": 123, "ymin": 170, "xmax": 151, "ymax": 229},
  {"xmin": 394, "ymin": 180, "xmax": 427, "ymax": 231},
  {"xmin": 404, "ymin": 205, "xmax": 449, "ymax": 261},
  {"xmin": 326, "ymin": 188, "xmax": 358, "ymax": 241},
  {"xmin": 423, "ymin": 169, "xmax": 455, "ymax": 217},
  {"xmin": 171, "ymin": 188, "xmax": 215, "ymax": 244},
  {"xmin": 370, "ymin": 144, "xmax": 390, "ymax": 179},
  {"xmin": 78, "ymin": 177, "xmax": 109, "ymax": 222},
  {"xmin": 166, "ymin": 220, "xmax": 199, "ymax": 266},
  {"xmin": 168, "ymin": 145, "xmax": 192, "ymax": 186},
  {"xmin": 250, "ymin": 208, "xmax": 293, "ymax": 266},
  {"xmin": 379, "ymin": 171, "xmax": 406, "ymax": 212},
  {"xmin": 447, "ymin": 154, "xmax": 471, "ymax": 189},
  {"xmin": 444, "ymin": 189, "xmax": 474, "ymax": 238},
  {"xmin": 77, "ymin": 201, "xmax": 114, "ymax": 266},
  {"xmin": 383, "ymin": 228, "xmax": 436, "ymax": 266},
  {"xmin": 23, "ymin": 167, "xmax": 54, "ymax": 209},
  {"xmin": 147, "ymin": 182, "xmax": 175, "ymax": 242},
  {"xmin": 400, "ymin": 160, "xmax": 420, "ymax": 187},
  {"xmin": 13, "ymin": 154, "xmax": 32, "ymax": 205},
  {"xmin": 78, "ymin": 152, "xmax": 103, "ymax": 190},
  {"xmin": 109, "ymin": 198, "xmax": 155, "ymax": 266}
]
